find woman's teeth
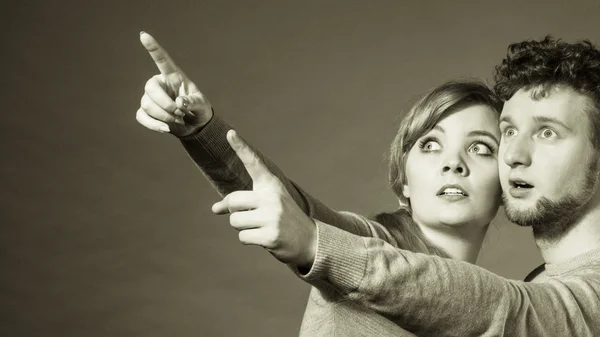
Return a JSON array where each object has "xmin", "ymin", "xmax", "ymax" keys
[{"xmin": 442, "ymin": 188, "xmax": 465, "ymax": 195}]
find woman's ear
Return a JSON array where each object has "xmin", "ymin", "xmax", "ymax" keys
[{"xmin": 402, "ymin": 184, "xmax": 410, "ymax": 199}]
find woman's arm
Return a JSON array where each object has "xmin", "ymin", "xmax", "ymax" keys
[
  {"xmin": 136, "ymin": 32, "xmax": 417, "ymax": 250},
  {"xmin": 178, "ymin": 115, "xmax": 399, "ymax": 244}
]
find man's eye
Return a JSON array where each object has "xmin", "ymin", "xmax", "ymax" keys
[
  {"xmin": 503, "ymin": 128, "xmax": 517, "ymax": 137},
  {"xmin": 540, "ymin": 128, "xmax": 557, "ymax": 139}
]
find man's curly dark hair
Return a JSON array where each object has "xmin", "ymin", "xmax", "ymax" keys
[{"xmin": 494, "ymin": 36, "xmax": 600, "ymax": 148}]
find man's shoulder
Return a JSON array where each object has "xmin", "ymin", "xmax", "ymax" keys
[
  {"xmin": 524, "ymin": 263, "xmax": 546, "ymax": 282},
  {"xmin": 525, "ymin": 258, "xmax": 600, "ymax": 282}
]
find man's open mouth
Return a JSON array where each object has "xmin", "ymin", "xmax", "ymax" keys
[{"xmin": 509, "ymin": 179, "xmax": 534, "ymax": 189}]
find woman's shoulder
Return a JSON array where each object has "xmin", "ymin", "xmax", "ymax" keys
[{"xmin": 371, "ymin": 209, "xmax": 448, "ymax": 257}]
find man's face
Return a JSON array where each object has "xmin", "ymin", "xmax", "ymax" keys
[{"xmin": 498, "ymin": 86, "xmax": 599, "ymax": 240}]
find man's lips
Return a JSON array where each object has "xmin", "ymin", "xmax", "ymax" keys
[
  {"xmin": 507, "ymin": 178, "xmax": 534, "ymax": 199},
  {"xmin": 509, "ymin": 178, "xmax": 534, "ymax": 189}
]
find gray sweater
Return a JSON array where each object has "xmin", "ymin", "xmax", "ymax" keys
[{"xmin": 180, "ymin": 116, "xmax": 600, "ymax": 336}]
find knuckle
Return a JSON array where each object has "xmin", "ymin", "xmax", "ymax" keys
[
  {"xmin": 144, "ymin": 78, "xmax": 155, "ymax": 92},
  {"xmin": 140, "ymin": 95, "xmax": 150, "ymax": 110},
  {"xmin": 238, "ymin": 231, "xmax": 249, "ymax": 245},
  {"xmin": 250, "ymin": 153, "xmax": 261, "ymax": 166},
  {"xmin": 152, "ymin": 74, "xmax": 163, "ymax": 83},
  {"xmin": 153, "ymin": 53, "xmax": 168, "ymax": 64},
  {"xmin": 224, "ymin": 193, "xmax": 237, "ymax": 209},
  {"xmin": 165, "ymin": 100, "xmax": 177, "ymax": 114},
  {"xmin": 264, "ymin": 230, "xmax": 279, "ymax": 249},
  {"xmin": 145, "ymin": 41, "xmax": 159, "ymax": 52},
  {"xmin": 227, "ymin": 192, "xmax": 239, "ymax": 205},
  {"xmin": 135, "ymin": 109, "xmax": 150, "ymax": 126},
  {"xmin": 228, "ymin": 213, "xmax": 239, "ymax": 228},
  {"xmin": 164, "ymin": 113, "xmax": 177, "ymax": 123},
  {"xmin": 135, "ymin": 109, "xmax": 143, "ymax": 122}
]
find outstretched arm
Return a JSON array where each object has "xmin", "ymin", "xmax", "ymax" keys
[
  {"xmin": 200, "ymin": 124, "xmax": 600, "ymax": 336},
  {"xmin": 136, "ymin": 32, "xmax": 399, "ymax": 245},
  {"xmin": 203, "ymin": 127, "xmax": 600, "ymax": 336},
  {"xmin": 178, "ymin": 116, "xmax": 397, "ymax": 241},
  {"xmin": 299, "ymin": 221, "xmax": 600, "ymax": 337}
]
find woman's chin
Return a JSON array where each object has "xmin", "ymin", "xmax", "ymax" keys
[{"xmin": 434, "ymin": 213, "xmax": 489, "ymax": 229}]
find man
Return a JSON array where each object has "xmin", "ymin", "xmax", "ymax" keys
[{"xmin": 136, "ymin": 34, "xmax": 600, "ymax": 336}]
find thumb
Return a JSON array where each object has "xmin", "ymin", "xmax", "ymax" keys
[
  {"xmin": 227, "ymin": 130, "xmax": 277, "ymax": 186},
  {"xmin": 175, "ymin": 93, "xmax": 208, "ymax": 114}
]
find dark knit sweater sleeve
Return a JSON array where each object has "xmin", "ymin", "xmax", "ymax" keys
[{"xmin": 178, "ymin": 116, "xmax": 397, "ymax": 244}]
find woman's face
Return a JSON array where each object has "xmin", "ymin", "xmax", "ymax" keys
[{"xmin": 402, "ymin": 104, "xmax": 502, "ymax": 230}]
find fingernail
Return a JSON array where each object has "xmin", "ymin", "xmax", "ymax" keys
[
  {"xmin": 174, "ymin": 109, "xmax": 185, "ymax": 117},
  {"xmin": 180, "ymin": 97, "xmax": 189, "ymax": 108},
  {"xmin": 139, "ymin": 31, "xmax": 146, "ymax": 35},
  {"xmin": 160, "ymin": 125, "xmax": 170, "ymax": 133},
  {"xmin": 174, "ymin": 118, "xmax": 185, "ymax": 125},
  {"xmin": 229, "ymin": 130, "xmax": 240, "ymax": 143}
]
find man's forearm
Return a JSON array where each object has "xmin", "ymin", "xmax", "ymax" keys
[{"xmin": 300, "ymin": 221, "xmax": 600, "ymax": 337}]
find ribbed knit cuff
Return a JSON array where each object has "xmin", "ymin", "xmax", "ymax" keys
[
  {"xmin": 298, "ymin": 220, "xmax": 368, "ymax": 293},
  {"xmin": 178, "ymin": 115, "xmax": 234, "ymax": 163}
]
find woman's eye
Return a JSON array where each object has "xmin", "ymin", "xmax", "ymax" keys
[
  {"xmin": 422, "ymin": 140, "xmax": 441, "ymax": 152},
  {"xmin": 469, "ymin": 143, "xmax": 493, "ymax": 155}
]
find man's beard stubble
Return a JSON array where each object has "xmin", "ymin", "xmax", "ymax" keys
[{"xmin": 503, "ymin": 161, "xmax": 599, "ymax": 242}]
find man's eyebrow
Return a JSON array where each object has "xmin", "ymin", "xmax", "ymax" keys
[
  {"xmin": 468, "ymin": 130, "xmax": 499, "ymax": 144},
  {"xmin": 499, "ymin": 114, "xmax": 572, "ymax": 131},
  {"xmin": 533, "ymin": 116, "xmax": 572, "ymax": 131}
]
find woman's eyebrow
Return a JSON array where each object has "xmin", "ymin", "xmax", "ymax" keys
[{"xmin": 468, "ymin": 130, "xmax": 499, "ymax": 144}]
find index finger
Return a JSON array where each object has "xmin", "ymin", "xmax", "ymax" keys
[
  {"xmin": 139, "ymin": 31, "xmax": 178, "ymax": 75},
  {"xmin": 226, "ymin": 130, "xmax": 273, "ymax": 184}
]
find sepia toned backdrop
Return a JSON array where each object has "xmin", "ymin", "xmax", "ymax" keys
[{"xmin": 2, "ymin": 0, "xmax": 600, "ymax": 336}]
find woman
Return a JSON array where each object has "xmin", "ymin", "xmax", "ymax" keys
[{"xmin": 136, "ymin": 32, "xmax": 503, "ymax": 336}]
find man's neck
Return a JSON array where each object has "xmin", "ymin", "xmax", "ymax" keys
[
  {"xmin": 419, "ymin": 223, "xmax": 488, "ymax": 263},
  {"xmin": 537, "ymin": 206, "xmax": 600, "ymax": 264}
]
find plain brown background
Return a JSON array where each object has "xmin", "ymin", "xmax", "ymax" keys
[{"xmin": 2, "ymin": 1, "xmax": 600, "ymax": 336}]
